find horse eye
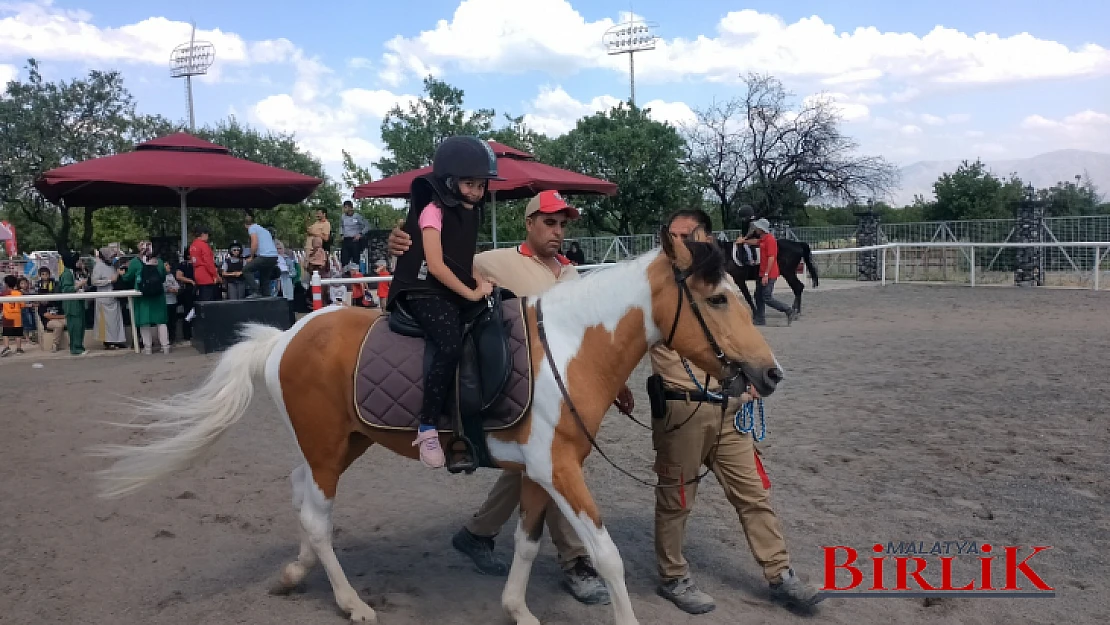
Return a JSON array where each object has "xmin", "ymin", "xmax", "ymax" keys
[{"xmin": 706, "ymin": 294, "xmax": 728, "ymax": 308}]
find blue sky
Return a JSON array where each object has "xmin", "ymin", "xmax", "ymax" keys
[{"xmin": 3, "ymin": 0, "xmax": 1109, "ymax": 199}]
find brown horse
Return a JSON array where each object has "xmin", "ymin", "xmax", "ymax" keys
[{"xmin": 92, "ymin": 234, "xmax": 783, "ymax": 625}]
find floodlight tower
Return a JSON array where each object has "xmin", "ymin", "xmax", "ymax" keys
[
  {"xmin": 603, "ymin": 17, "xmax": 659, "ymax": 106},
  {"xmin": 169, "ymin": 23, "xmax": 216, "ymax": 130}
]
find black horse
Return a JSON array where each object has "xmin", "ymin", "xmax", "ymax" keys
[{"xmin": 717, "ymin": 235, "xmax": 819, "ymax": 316}]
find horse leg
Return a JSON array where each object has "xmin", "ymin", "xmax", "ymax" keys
[
  {"xmin": 285, "ymin": 433, "xmax": 376, "ymax": 622},
  {"xmin": 272, "ymin": 463, "xmax": 319, "ymax": 593},
  {"xmin": 544, "ymin": 464, "xmax": 638, "ymax": 625},
  {"xmin": 782, "ymin": 270, "xmax": 805, "ymax": 315},
  {"xmin": 738, "ymin": 278, "xmax": 756, "ymax": 315},
  {"xmin": 275, "ymin": 436, "xmax": 373, "ymax": 598},
  {"xmin": 501, "ymin": 476, "xmax": 550, "ymax": 625}
]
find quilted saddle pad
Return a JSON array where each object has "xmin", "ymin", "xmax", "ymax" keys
[{"xmin": 353, "ymin": 299, "xmax": 533, "ymax": 432}]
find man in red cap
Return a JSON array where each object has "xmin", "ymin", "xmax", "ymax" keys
[{"xmin": 387, "ymin": 189, "xmax": 631, "ymax": 606}]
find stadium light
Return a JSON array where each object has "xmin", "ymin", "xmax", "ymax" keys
[
  {"xmin": 169, "ymin": 22, "xmax": 216, "ymax": 130},
  {"xmin": 602, "ymin": 18, "xmax": 659, "ymax": 106}
]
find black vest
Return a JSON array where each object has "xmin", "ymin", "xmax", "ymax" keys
[{"xmin": 388, "ymin": 176, "xmax": 480, "ymax": 309}]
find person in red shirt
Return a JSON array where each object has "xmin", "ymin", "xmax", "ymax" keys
[
  {"xmin": 188, "ymin": 225, "xmax": 221, "ymax": 302},
  {"xmin": 748, "ymin": 219, "xmax": 797, "ymax": 326},
  {"xmin": 374, "ymin": 260, "xmax": 390, "ymax": 306}
]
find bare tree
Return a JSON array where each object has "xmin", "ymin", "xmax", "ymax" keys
[
  {"xmin": 680, "ymin": 98, "xmax": 755, "ymax": 229},
  {"xmin": 683, "ymin": 73, "xmax": 898, "ymax": 225}
]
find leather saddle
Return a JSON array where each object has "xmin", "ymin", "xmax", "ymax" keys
[
  {"xmin": 387, "ymin": 286, "xmax": 517, "ymax": 418},
  {"xmin": 386, "ymin": 287, "xmax": 518, "ymax": 473}
]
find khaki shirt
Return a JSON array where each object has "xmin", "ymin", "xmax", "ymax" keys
[
  {"xmin": 649, "ymin": 345, "xmax": 719, "ymax": 393},
  {"xmin": 473, "ymin": 244, "xmax": 578, "ymax": 297}
]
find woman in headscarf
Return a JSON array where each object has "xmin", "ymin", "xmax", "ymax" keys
[
  {"xmin": 123, "ymin": 240, "xmax": 170, "ymax": 354},
  {"xmin": 91, "ymin": 246, "xmax": 127, "ymax": 349},
  {"xmin": 57, "ymin": 251, "xmax": 87, "ymax": 356}
]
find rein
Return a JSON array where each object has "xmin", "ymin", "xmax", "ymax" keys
[{"xmin": 531, "ymin": 260, "xmax": 745, "ymax": 491}]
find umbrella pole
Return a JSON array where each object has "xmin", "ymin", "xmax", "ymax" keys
[
  {"xmin": 179, "ymin": 190, "xmax": 188, "ymax": 258},
  {"xmin": 491, "ymin": 192, "xmax": 498, "ymax": 249}
]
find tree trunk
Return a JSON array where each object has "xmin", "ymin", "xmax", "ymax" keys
[{"xmin": 81, "ymin": 206, "xmax": 96, "ymax": 253}]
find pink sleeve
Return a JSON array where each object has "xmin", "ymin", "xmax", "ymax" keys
[{"xmin": 417, "ymin": 202, "xmax": 443, "ymax": 231}]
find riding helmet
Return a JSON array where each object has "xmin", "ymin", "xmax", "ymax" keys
[{"xmin": 432, "ymin": 136, "xmax": 504, "ymax": 184}]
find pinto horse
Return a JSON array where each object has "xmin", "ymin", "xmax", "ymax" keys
[
  {"xmin": 718, "ymin": 236, "xmax": 820, "ymax": 315},
  {"xmin": 92, "ymin": 235, "xmax": 783, "ymax": 625}
]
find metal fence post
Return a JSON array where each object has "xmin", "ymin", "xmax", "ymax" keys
[
  {"xmin": 127, "ymin": 295, "xmax": 140, "ymax": 353},
  {"xmin": 881, "ymin": 246, "xmax": 887, "ymax": 285},
  {"xmin": 894, "ymin": 245, "xmax": 900, "ymax": 283},
  {"xmin": 970, "ymin": 246, "xmax": 976, "ymax": 287},
  {"xmin": 1095, "ymin": 245, "xmax": 1101, "ymax": 291}
]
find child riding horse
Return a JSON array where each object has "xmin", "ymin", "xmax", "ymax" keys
[{"xmin": 92, "ymin": 233, "xmax": 783, "ymax": 625}]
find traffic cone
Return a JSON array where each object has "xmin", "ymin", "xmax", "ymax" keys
[{"xmin": 311, "ymin": 270, "xmax": 323, "ymax": 310}]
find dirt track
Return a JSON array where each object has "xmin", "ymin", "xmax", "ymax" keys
[{"xmin": 1, "ymin": 284, "xmax": 1106, "ymax": 625}]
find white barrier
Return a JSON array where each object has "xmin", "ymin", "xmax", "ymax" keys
[
  {"xmin": 0, "ymin": 290, "xmax": 143, "ymax": 353},
  {"xmin": 809, "ymin": 241, "xmax": 1109, "ymax": 289},
  {"xmin": 318, "ymin": 243, "xmax": 1109, "ymax": 291}
]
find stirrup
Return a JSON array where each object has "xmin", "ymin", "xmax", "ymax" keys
[{"xmin": 445, "ymin": 434, "xmax": 479, "ymax": 474}]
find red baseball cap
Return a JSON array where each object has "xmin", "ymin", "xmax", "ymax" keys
[{"xmin": 525, "ymin": 190, "xmax": 580, "ymax": 220}]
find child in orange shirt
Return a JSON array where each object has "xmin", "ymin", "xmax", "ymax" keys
[{"xmin": 1, "ymin": 275, "xmax": 26, "ymax": 356}]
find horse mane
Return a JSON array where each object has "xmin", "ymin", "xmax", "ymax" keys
[{"xmin": 684, "ymin": 240, "xmax": 725, "ymax": 285}]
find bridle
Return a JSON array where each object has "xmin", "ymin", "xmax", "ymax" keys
[{"xmin": 533, "ymin": 256, "xmax": 746, "ymax": 489}]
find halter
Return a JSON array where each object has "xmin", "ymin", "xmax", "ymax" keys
[
  {"xmin": 664, "ymin": 264, "xmax": 745, "ymax": 391},
  {"xmin": 533, "ymin": 258, "xmax": 745, "ymax": 490}
]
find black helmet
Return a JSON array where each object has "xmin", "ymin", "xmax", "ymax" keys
[
  {"xmin": 432, "ymin": 136, "xmax": 503, "ymax": 182},
  {"xmin": 737, "ymin": 204, "xmax": 755, "ymax": 220}
]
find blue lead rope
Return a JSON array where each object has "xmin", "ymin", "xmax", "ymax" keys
[
  {"xmin": 680, "ymin": 359, "xmax": 767, "ymax": 441},
  {"xmin": 735, "ymin": 398, "xmax": 766, "ymax": 442}
]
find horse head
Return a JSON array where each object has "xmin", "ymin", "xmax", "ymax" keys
[{"xmin": 653, "ymin": 228, "xmax": 783, "ymax": 396}]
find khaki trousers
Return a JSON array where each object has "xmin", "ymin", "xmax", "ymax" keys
[
  {"xmin": 465, "ymin": 470, "xmax": 588, "ymax": 569},
  {"xmin": 653, "ymin": 396, "xmax": 790, "ymax": 583}
]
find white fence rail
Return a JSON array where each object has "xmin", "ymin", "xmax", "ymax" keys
[
  {"xmin": 809, "ymin": 242, "xmax": 1109, "ymax": 290},
  {"xmin": 0, "ymin": 290, "xmax": 144, "ymax": 353},
  {"xmin": 320, "ymin": 243, "xmax": 1109, "ymax": 291}
]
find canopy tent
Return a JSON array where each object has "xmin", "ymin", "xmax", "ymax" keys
[
  {"xmin": 353, "ymin": 140, "xmax": 617, "ymax": 246},
  {"xmin": 35, "ymin": 132, "xmax": 323, "ymax": 253}
]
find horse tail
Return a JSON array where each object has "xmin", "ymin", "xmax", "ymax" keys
[
  {"xmin": 91, "ymin": 323, "xmax": 285, "ymax": 499},
  {"xmin": 802, "ymin": 242, "xmax": 820, "ymax": 288}
]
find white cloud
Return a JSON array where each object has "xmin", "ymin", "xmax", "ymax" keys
[
  {"xmin": 347, "ymin": 57, "xmax": 373, "ymax": 70},
  {"xmin": 920, "ymin": 113, "xmax": 945, "ymax": 125},
  {"xmin": 0, "ymin": 62, "xmax": 16, "ymax": 91},
  {"xmin": 1021, "ymin": 110, "xmax": 1110, "ymax": 131},
  {"xmin": 900, "ymin": 124, "xmax": 923, "ymax": 136},
  {"xmin": 522, "ymin": 86, "xmax": 621, "ymax": 136},
  {"xmin": 520, "ymin": 86, "xmax": 692, "ymax": 136},
  {"xmin": 809, "ymin": 92, "xmax": 871, "ymax": 122},
  {"xmin": 379, "ymin": 2, "xmax": 1110, "ymax": 101},
  {"xmin": 0, "ymin": 1, "xmax": 305, "ymax": 82}
]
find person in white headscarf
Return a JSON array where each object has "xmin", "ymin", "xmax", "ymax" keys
[{"xmin": 91, "ymin": 246, "xmax": 127, "ymax": 349}]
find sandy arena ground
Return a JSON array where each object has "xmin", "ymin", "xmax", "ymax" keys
[{"xmin": 1, "ymin": 283, "xmax": 1106, "ymax": 625}]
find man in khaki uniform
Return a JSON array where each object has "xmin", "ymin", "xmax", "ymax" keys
[
  {"xmin": 651, "ymin": 209, "xmax": 821, "ymax": 615},
  {"xmin": 388, "ymin": 190, "xmax": 632, "ymax": 605}
]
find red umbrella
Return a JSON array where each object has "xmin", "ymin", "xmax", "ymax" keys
[
  {"xmin": 354, "ymin": 140, "xmax": 616, "ymax": 246},
  {"xmin": 354, "ymin": 140, "xmax": 617, "ymax": 200},
  {"xmin": 35, "ymin": 132, "xmax": 323, "ymax": 252}
]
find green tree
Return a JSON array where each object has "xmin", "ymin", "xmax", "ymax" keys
[
  {"xmin": 926, "ymin": 159, "xmax": 1025, "ymax": 221},
  {"xmin": 375, "ymin": 76, "xmax": 496, "ymax": 177},
  {"xmin": 1036, "ymin": 174, "xmax": 1102, "ymax": 217},
  {"xmin": 540, "ymin": 104, "xmax": 692, "ymax": 236},
  {"xmin": 0, "ymin": 59, "xmax": 141, "ymax": 253}
]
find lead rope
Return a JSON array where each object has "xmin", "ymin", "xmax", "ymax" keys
[
  {"xmin": 735, "ymin": 398, "xmax": 767, "ymax": 442},
  {"xmin": 682, "ymin": 357, "xmax": 766, "ymax": 442}
]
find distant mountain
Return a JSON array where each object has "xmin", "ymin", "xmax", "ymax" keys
[{"xmin": 892, "ymin": 149, "xmax": 1110, "ymax": 206}]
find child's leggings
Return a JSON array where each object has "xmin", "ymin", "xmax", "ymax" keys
[{"xmin": 405, "ymin": 295, "xmax": 464, "ymax": 427}]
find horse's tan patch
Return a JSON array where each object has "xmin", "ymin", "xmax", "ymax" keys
[
  {"xmin": 279, "ymin": 308, "xmax": 379, "ymax": 497},
  {"xmin": 550, "ymin": 306, "xmax": 649, "ymax": 527}
]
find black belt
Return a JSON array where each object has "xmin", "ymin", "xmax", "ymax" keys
[{"xmin": 664, "ymin": 389, "xmax": 726, "ymax": 404}]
